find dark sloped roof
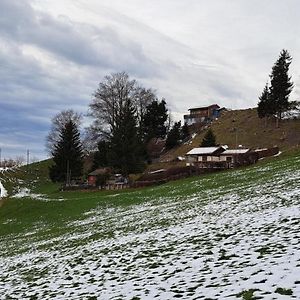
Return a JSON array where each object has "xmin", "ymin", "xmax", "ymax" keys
[
  {"xmin": 188, "ymin": 104, "xmax": 220, "ymax": 111},
  {"xmin": 88, "ymin": 168, "xmax": 110, "ymax": 176}
]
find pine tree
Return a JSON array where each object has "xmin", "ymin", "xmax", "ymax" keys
[
  {"xmin": 181, "ymin": 122, "xmax": 190, "ymax": 141},
  {"xmin": 108, "ymin": 99, "xmax": 144, "ymax": 175},
  {"xmin": 257, "ymin": 83, "xmax": 273, "ymax": 119},
  {"xmin": 269, "ymin": 49, "xmax": 294, "ymax": 124},
  {"xmin": 49, "ymin": 120, "xmax": 83, "ymax": 183},
  {"xmin": 142, "ymin": 99, "xmax": 168, "ymax": 141},
  {"xmin": 201, "ymin": 128, "xmax": 217, "ymax": 147},
  {"xmin": 91, "ymin": 140, "xmax": 108, "ymax": 170},
  {"xmin": 166, "ymin": 121, "xmax": 181, "ymax": 149}
]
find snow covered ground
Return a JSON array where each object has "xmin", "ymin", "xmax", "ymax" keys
[
  {"xmin": 11, "ymin": 187, "xmax": 52, "ymax": 201},
  {"xmin": 0, "ymin": 157, "xmax": 300, "ymax": 299},
  {"xmin": 0, "ymin": 181, "xmax": 7, "ymax": 198}
]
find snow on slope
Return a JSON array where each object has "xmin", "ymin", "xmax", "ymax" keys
[
  {"xmin": 12, "ymin": 187, "xmax": 47, "ymax": 201},
  {"xmin": 0, "ymin": 181, "xmax": 8, "ymax": 198},
  {"xmin": 0, "ymin": 158, "xmax": 300, "ymax": 299}
]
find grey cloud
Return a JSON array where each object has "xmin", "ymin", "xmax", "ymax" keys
[
  {"xmin": 0, "ymin": 0, "xmax": 157, "ymax": 78},
  {"xmin": 1, "ymin": 0, "xmax": 300, "ymax": 159}
]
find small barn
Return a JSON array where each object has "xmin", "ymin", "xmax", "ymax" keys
[
  {"xmin": 87, "ymin": 168, "xmax": 111, "ymax": 186},
  {"xmin": 220, "ymin": 149, "xmax": 251, "ymax": 166},
  {"xmin": 222, "ymin": 149, "xmax": 259, "ymax": 167}
]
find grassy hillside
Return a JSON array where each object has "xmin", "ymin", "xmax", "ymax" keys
[
  {"xmin": 0, "ymin": 149, "xmax": 300, "ymax": 299},
  {"xmin": 165, "ymin": 108, "xmax": 300, "ymax": 160},
  {"xmin": 0, "ymin": 160, "xmax": 59, "ymax": 198}
]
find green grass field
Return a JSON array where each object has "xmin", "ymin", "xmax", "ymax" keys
[{"xmin": 0, "ymin": 149, "xmax": 300, "ymax": 299}]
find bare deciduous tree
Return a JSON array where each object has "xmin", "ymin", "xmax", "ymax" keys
[
  {"xmin": 88, "ymin": 72, "xmax": 156, "ymax": 139},
  {"xmin": 89, "ymin": 72, "xmax": 136, "ymax": 136}
]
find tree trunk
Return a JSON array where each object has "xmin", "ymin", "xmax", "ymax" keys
[
  {"xmin": 276, "ymin": 116, "xmax": 279, "ymax": 128},
  {"xmin": 276, "ymin": 111, "xmax": 282, "ymax": 128}
]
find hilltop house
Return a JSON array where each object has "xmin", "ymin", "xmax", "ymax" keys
[
  {"xmin": 186, "ymin": 146, "xmax": 258, "ymax": 169},
  {"xmin": 184, "ymin": 104, "xmax": 221, "ymax": 126}
]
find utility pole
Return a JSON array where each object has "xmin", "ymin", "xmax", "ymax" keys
[
  {"xmin": 66, "ymin": 160, "xmax": 70, "ymax": 186},
  {"xmin": 232, "ymin": 118, "xmax": 238, "ymax": 149},
  {"xmin": 27, "ymin": 149, "xmax": 30, "ymax": 172},
  {"xmin": 0, "ymin": 148, "xmax": 2, "ymax": 168}
]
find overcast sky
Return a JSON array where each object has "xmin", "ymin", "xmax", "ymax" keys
[{"xmin": 1, "ymin": 0, "xmax": 300, "ymax": 160}]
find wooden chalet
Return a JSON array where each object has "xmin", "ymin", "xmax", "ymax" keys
[
  {"xmin": 186, "ymin": 146, "xmax": 258, "ymax": 169},
  {"xmin": 184, "ymin": 104, "xmax": 221, "ymax": 125},
  {"xmin": 186, "ymin": 146, "xmax": 227, "ymax": 168}
]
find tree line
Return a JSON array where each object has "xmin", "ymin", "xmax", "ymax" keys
[
  {"xmin": 48, "ymin": 49, "xmax": 299, "ymax": 184},
  {"xmin": 48, "ymin": 72, "xmax": 190, "ymax": 183}
]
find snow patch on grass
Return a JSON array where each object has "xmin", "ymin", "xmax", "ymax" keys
[
  {"xmin": 0, "ymin": 181, "xmax": 8, "ymax": 198},
  {"xmin": 0, "ymin": 157, "xmax": 300, "ymax": 299},
  {"xmin": 12, "ymin": 187, "xmax": 65, "ymax": 202},
  {"xmin": 12, "ymin": 187, "xmax": 46, "ymax": 200}
]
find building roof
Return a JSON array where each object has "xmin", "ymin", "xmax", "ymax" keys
[
  {"xmin": 188, "ymin": 104, "xmax": 220, "ymax": 111},
  {"xmin": 186, "ymin": 146, "xmax": 223, "ymax": 155},
  {"xmin": 88, "ymin": 168, "xmax": 110, "ymax": 176},
  {"xmin": 221, "ymin": 149, "xmax": 250, "ymax": 155}
]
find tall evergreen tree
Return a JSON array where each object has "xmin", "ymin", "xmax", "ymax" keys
[
  {"xmin": 49, "ymin": 120, "xmax": 83, "ymax": 183},
  {"xmin": 269, "ymin": 49, "xmax": 294, "ymax": 123},
  {"xmin": 181, "ymin": 122, "xmax": 190, "ymax": 141},
  {"xmin": 88, "ymin": 72, "xmax": 167, "ymax": 172},
  {"xmin": 257, "ymin": 83, "xmax": 273, "ymax": 119},
  {"xmin": 46, "ymin": 109, "xmax": 82, "ymax": 154},
  {"xmin": 201, "ymin": 128, "xmax": 217, "ymax": 147},
  {"xmin": 108, "ymin": 99, "xmax": 144, "ymax": 175},
  {"xmin": 142, "ymin": 99, "xmax": 168, "ymax": 141},
  {"xmin": 166, "ymin": 121, "xmax": 182, "ymax": 149},
  {"xmin": 91, "ymin": 140, "xmax": 108, "ymax": 171}
]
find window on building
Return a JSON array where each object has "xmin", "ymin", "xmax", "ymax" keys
[{"xmin": 226, "ymin": 156, "xmax": 232, "ymax": 163}]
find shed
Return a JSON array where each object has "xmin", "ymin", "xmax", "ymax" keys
[
  {"xmin": 88, "ymin": 168, "xmax": 111, "ymax": 186},
  {"xmin": 220, "ymin": 149, "xmax": 250, "ymax": 162},
  {"xmin": 221, "ymin": 148, "xmax": 260, "ymax": 167}
]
